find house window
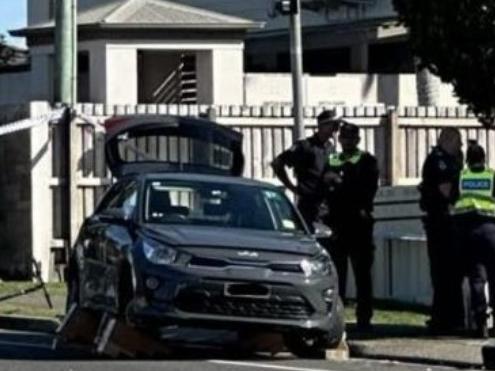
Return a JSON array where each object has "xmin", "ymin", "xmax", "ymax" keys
[{"xmin": 78, "ymin": 52, "xmax": 90, "ymax": 102}]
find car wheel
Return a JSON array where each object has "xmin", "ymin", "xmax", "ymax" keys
[
  {"xmin": 118, "ymin": 263, "xmax": 134, "ymax": 322},
  {"xmin": 65, "ymin": 263, "xmax": 80, "ymax": 313},
  {"xmin": 327, "ymin": 298, "xmax": 346, "ymax": 349},
  {"xmin": 284, "ymin": 332, "xmax": 327, "ymax": 359}
]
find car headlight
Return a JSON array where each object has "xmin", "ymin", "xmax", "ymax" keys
[
  {"xmin": 143, "ymin": 239, "xmax": 177, "ymax": 265},
  {"xmin": 301, "ymin": 254, "xmax": 331, "ymax": 277}
]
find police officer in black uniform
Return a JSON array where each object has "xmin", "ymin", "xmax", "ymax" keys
[
  {"xmin": 454, "ymin": 142, "xmax": 495, "ymax": 338},
  {"xmin": 323, "ymin": 123, "xmax": 379, "ymax": 331},
  {"xmin": 419, "ymin": 127, "xmax": 465, "ymax": 334},
  {"xmin": 272, "ymin": 110, "xmax": 341, "ymax": 232}
]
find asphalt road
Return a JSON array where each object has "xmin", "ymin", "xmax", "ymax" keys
[{"xmin": 0, "ymin": 329, "xmax": 476, "ymax": 371}]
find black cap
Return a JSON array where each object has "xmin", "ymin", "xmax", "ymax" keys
[
  {"xmin": 466, "ymin": 140, "xmax": 486, "ymax": 165},
  {"xmin": 339, "ymin": 122, "xmax": 360, "ymax": 137},
  {"xmin": 317, "ymin": 109, "xmax": 342, "ymax": 127}
]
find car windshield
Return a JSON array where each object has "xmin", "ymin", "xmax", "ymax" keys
[{"xmin": 144, "ymin": 179, "xmax": 306, "ymax": 233}]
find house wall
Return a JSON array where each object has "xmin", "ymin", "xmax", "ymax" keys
[
  {"xmin": 100, "ymin": 41, "xmax": 244, "ymax": 105},
  {"xmin": 27, "ymin": 0, "xmax": 51, "ymax": 25},
  {"xmin": 243, "ymin": 73, "xmax": 460, "ymax": 107},
  {"xmin": 0, "ymin": 104, "xmax": 32, "ymax": 279},
  {"xmin": 0, "ymin": 72, "xmax": 31, "ymax": 105}
]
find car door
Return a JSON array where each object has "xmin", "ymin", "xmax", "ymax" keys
[{"xmin": 79, "ymin": 180, "xmax": 138, "ymax": 312}]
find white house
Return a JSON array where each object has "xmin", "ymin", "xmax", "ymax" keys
[
  {"xmin": 8, "ymin": 0, "xmax": 262, "ymax": 105},
  {"xmin": 1, "ymin": 0, "xmax": 459, "ymax": 107}
]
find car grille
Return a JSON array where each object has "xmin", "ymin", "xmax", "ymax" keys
[
  {"xmin": 175, "ymin": 284, "xmax": 314, "ymax": 320},
  {"xmin": 188, "ymin": 256, "xmax": 303, "ymax": 274}
]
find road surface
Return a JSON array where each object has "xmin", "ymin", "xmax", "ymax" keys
[{"xmin": 0, "ymin": 329, "xmax": 475, "ymax": 371}]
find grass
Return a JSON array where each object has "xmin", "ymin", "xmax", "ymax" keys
[
  {"xmin": 0, "ymin": 282, "xmax": 429, "ymax": 331},
  {"xmin": 345, "ymin": 300, "xmax": 429, "ymax": 327},
  {"xmin": 0, "ymin": 281, "xmax": 67, "ymax": 318}
]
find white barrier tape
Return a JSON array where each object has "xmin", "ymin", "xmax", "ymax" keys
[{"xmin": 0, "ymin": 108, "xmax": 66, "ymax": 137}]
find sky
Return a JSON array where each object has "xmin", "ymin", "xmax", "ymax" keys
[{"xmin": 0, "ymin": 0, "xmax": 27, "ymax": 47}]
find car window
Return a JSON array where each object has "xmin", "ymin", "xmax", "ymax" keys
[
  {"xmin": 98, "ymin": 181, "xmax": 138, "ymax": 218},
  {"xmin": 262, "ymin": 190, "xmax": 300, "ymax": 231},
  {"xmin": 144, "ymin": 179, "xmax": 305, "ymax": 233}
]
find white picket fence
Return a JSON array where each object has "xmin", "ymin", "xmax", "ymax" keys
[{"xmin": 9, "ymin": 103, "xmax": 495, "ymax": 306}]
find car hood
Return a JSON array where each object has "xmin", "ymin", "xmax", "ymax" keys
[{"xmin": 141, "ymin": 224, "xmax": 319, "ymax": 256}]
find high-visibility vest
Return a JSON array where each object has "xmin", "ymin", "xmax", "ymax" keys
[
  {"xmin": 454, "ymin": 168, "xmax": 495, "ymax": 216},
  {"xmin": 328, "ymin": 150, "xmax": 363, "ymax": 167}
]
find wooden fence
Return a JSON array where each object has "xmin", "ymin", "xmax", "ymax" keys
[{"xmin": 28, "ymin": 102, "xmax": 495, "ymax": 281}]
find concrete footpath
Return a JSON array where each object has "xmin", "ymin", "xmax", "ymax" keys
[
  {"xmin": 349, "ymin": 336, "xmax": 486, "ymax": 367},
  {"xmin": 0, "ymin": 315, "xmax": 490, "ymax": 367},
  {"xmin": 347, "ymin": 324, "xmax": 487, "ymax": 368}
]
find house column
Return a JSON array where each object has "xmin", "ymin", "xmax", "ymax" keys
[
  {"xmin": 196, "ymin": 45, "xmax": 244, "ymax": 105},
  {"xmin": 211, "ymin": 47, "xmax": 244, "ymax": 104},
  {"xmin": 105, "ymin": 46, "xmax": 138, "ymax": 105},
  {"xmin": 88, "ymin": 42, "xmax": 107, "ymax": 103},
  {"xmin": 196, "ymin": 50, "xmax": 214, "ymax": 105},
  {"xmin": 350, "ymin": 42, "xmax": 369, "ymax": 72}
]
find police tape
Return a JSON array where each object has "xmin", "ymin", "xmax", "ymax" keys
[{"xmin": 0, "ymin": 108, "xmax": 67, "ymax": 137}]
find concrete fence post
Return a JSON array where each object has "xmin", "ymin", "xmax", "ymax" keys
[
  {"xmin": 385, "ymin": 108, "xmax": 402, "ymax": 186},
  {"xmin": 30, "ymin": 101, "xmax": 53, "ymax": 282},
  {"xmin": 69, "ymin": 110, "xmax": 82, "ymax": 247},
  {"xmin": 207, "ymin": 107, "xmax": 217, "ymax": 122}
]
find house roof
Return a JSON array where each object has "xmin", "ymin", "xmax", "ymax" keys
[
  {"xmin": 11, "ymin": 0, "xmax": 263, "ymax": 37},
  {"xmin": 172, "ymin": 0, "xmax": 398, "ymax": 33}
]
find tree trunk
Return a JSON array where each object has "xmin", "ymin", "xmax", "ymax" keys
[{"xmin": 415, "ymin": 59, "xmax": 440, "ymax": 106}]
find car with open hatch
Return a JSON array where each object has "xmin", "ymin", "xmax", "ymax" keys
[{"xmin": 66, "ymin": 115, "xmax": 344, "ymax": 357}]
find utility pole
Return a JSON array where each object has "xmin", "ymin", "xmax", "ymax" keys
[
  {"xmin": 55, "ymin": 0, "xmax": 78, "ymax": 259},
  {"xmin": 55, "ymin": 0, "xmax": 77, "ymax": 106},
  {"xmin": 275, "ymin": 0, "xmax": 305, "ymax": 141},
  {"xmin": 289, "ymin": 0, "xmax": 305, "ymax": 141}
]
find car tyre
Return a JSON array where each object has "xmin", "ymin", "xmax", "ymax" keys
[
  {"xmin": 118, "ymin": 262, "xmax": 134, "ymax": 322},
  {"xmin": 327, "ymin": 298, "xmax": 345, "ymax": 349},
  {"xmin": 284, "ymin": 332, "xmax": 327, "ymax": 359},
  {"xmin": 65, "ymin": 262, "xmax": 80, "ymax": 313},
  {"xmin": 284, "ymin": 298, "xmax": 345, "ymax": 358}
]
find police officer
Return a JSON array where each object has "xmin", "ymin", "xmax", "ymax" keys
[
  {"xmin": 272, "ymin": 110, "xmax": 341, "ymax": 232},
  {"xmin": 419, "ymin": 127, "xmax": 465, "ymax": 334},
  {"xmin": 323, "ymin": 123, "xmax": 379, "ymax": 331},
  {"xmin": 454, "ymin": 141, "xmax": 495, "ymax": 338}
]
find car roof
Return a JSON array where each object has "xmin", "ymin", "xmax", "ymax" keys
[{"xmin": 134, "ymin": 172, "xmax": 280, "ymax": 189}]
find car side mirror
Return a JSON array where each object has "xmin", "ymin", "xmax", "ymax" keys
[
  {"xmin": 312, "ymin": 222, "xmax": 332, "ymax": 240},
  {"xmin": 99, "ymin": 208, "xmax": 132, "ymax": 224}
]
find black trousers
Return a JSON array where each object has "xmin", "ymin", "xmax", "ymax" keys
[
  {"xmin": 329, "ymin": 217, "xmax": 375, "ymax": 324},
  {"xmin": 297, "ymin": 197, "xmax": 320, "ymax": 234},
  {"xmin": 460, "ymin": 222, "xmax": 495, "ymax": 326},
  {"xmin": 423, "ymin": 215, "xmax": 465, "ymax": 328}
]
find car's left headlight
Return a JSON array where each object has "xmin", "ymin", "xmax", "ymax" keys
[
  {"xmin": 300, "ymin": 253, "xmax": 331, "ymax": 277},
  {"xmin": 143, "ymin": 239, "xmax": 178, "ymax": 265}
]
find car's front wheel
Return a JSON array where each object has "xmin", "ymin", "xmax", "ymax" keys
[
  {"xmin": 65, "ymin": 262, "xmax": 80, "ymax": 313},
  {"xmin": 284, "ymin": 298, "xmax": 345, "ymax": 358},
  {"xmin": 284, "ymin": 332, "xmax": 328, "ymax": 359}
]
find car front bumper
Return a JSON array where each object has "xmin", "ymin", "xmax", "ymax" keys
[{"xmin": 129, "ymin": 261, "xmax": 343, "ymax": 336}]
